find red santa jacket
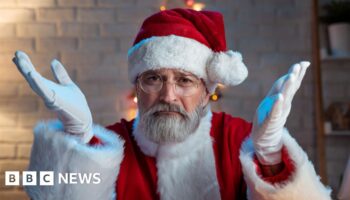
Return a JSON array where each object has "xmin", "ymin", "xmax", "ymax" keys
[
  {"xmin": 25, "ymin": 112, "xmax": 332, "ymax": 200},
  {"xmin": 93, "ymin": 112, "xmax": 294, "ymax": 200}
]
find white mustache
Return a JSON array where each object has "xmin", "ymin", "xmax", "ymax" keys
[{"xmin": 149, "ymin": 103, "xmax": 188, "ymax": 118}]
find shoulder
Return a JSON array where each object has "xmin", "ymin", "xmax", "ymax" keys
[
  {"xmin": 106, "ymin": 118, "xmax": 135, "ymax": 139},
  {"xmin": 211, "ymin": 112, "xmax": 252, "ymax": 145},
  {"xmin": 211, "ymin": 112, "xmax": 252, "ymax": 131}
]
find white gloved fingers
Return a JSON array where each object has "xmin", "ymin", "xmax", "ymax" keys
[
  {"xmin": 266, "ymin": 63, "xmax": 299, "ymax": 98},
  {"xmin": 256, "ymin": 93, "xmax": 283, "ymax": 126},
  {"xmin": 288, "ymin": 63, "xmax": 301, "ymax": 74},
  {"xmin": 280, "ymin": 73, "xmax": 297, "ymax": 103},
  {"xmin": 13, "ymin": 55, "xmax": 33, "ymax": 80},
  {"xmin": 12, "ymin": 57, "xmax": 35, "ymax": 87},
  {"xmin": 259, "ymin": 94, "xmax": 284, "ymax": 136},
  {"xmin": 29, "ymin": 71, "xmax": 55, "ymax": 106},
  {"xmin": 282, "ymin": 62, "xmax": 310, "ymax": 104},
  {"xmin": 266, "ymin": 74, "xmax": 288, "ymax": 97},
  {"xmin": 286, "ymin": 63, "xmax": 301, "ymax": 93},
  {"xmin": 12, "ymin": 57, "xmax": 26, "ymax": 77},
  {"xmin": 256, "ymin": 98, "xmax": 271, "ymax": 126},
  {"xmin": 12, "ymin": 51, "xmax": 93, "ymax": 142},
  {"xmin": 15, "ymin": 51, "xmax": 36, "ymax": 75},
  {"xmin": 13, "ymin": 51, "xmax": 43, "ymax": 93},
  {"xmin": 51, "ymin": 59, "xmax": 73, "ymax": 85},
  {"xmin": 295, "ymin": 61, "xmax": 310, "ymax": 87},
  {"xmin": 268, "ymin": 93, "xmax": 284, "ymax": 122},
  {"xmin": 252, "ymin": 62, "xmax": 310, "ymax": 165},
  {"xmin": 252, "ymin": 93, "xmax": 284, "ymax": 165}
]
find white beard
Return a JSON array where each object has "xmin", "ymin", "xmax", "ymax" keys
[{"xmin": 137, "ymin": 101, "xmax": 209, "ymax": 144}]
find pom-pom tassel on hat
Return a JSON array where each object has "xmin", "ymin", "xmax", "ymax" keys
[{"xmin": 207, "ymin": 50, "xmax": 248, "ymax": 86}]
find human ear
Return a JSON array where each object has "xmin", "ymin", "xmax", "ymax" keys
[{"xmin": 201, "ymin": 91, "xmax": 211, "ymax": 107}]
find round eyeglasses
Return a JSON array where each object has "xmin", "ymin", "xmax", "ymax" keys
[{"xmin": 137, "ymin": 71, "xmax": 202, "ymax": 97}]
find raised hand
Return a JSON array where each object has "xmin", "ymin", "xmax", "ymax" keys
[
  {"xmin": 13, "ymin": 51, "xmax": 93, "ymax": 143},
  {"xmin": 252, "ymin": 61, "xmax": 310, "ymax": 165}
]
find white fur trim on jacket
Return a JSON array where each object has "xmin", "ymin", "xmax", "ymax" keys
[
  {"xmin": 239, "ymin": 128, "xmax": 332, "ymax": 200},
  {"xmin": 127, "ymin": 35, "xmax": 248, "ymax": 93},
  {"xmin": 132, "ymin": 111, "xmax": 221, "ymax": 200},
  {"xmin": 25, "ymin": 120, "xmax": 124, "ymax": 200}
]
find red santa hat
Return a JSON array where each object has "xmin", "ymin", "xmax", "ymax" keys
[{"xmin": 128, "ymin": 8, "xmax": 248, "ymax": 93}]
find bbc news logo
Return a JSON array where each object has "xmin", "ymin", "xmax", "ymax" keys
[{"xmin": 5, "ymin": 171, "xmax": 101, "ymax": 186}]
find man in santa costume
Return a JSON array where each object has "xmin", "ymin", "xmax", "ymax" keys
[{"xmin": 13, "ymin": 8, "xmax": 331, "ymax": 200}]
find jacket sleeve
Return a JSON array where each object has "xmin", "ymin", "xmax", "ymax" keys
[
  {"xmin": 239, "ymin": 128, "xmax": 332, "ymax": 200},
  {"xmin": 25, "ymin": 120, "xmax": 124, "ymax": 200}
]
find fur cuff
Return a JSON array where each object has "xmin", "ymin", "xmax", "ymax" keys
[
  {"xmin": 239, "ymin": 129, "xmax": 332, "ymax": 200},
  {"xmin": 25, "ymin": 120, "xmax": 124, "ymax": 200}
]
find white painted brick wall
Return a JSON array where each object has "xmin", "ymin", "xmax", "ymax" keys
[
  {"xmin": 36, "ymin": 38, "xmax": 78, "ymax": 52},
  {"xmin": 97, "ymin": 0, "xmax": 137, "ymax": 7},
  {"xmin": 0, "ymin": 39, "xmax": 34, "ymax": 53},
  {"xmin": 37, "ymin": 8, "xmax": 75, "ymax": 22},
  {"xmin": 17, "ymin": 0, "xmax": 56, "ymax": 8},
  {"xmin": 58, "ymin": 0, "xmax": 95, "ymax": 7},
  {"xmin": 0, "ymin": 9, "xmax": 35, "ymax": 23},
  {"xmin": 77, "ymin": 8, "xmax": 116, "ymax": 22},
  {"xmin": 17, "ymin": 23, "xmax": 57, "ymax": 37},
  {"xmin": 58, "ymin": 22, "xmax": 99, "ymax": 37},
  {"xmin": 0, "ymin": 144, "xmax": 16, "ymax": 159},
  {"xmin": 0, "ymin": 24, "xmax": 16, "ymax": 38},
  {"xmin": 100, "ymin": 23, "xmax": 139, "ymax": 37}
]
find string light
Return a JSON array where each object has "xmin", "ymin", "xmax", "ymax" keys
[
  {"xmin": 126, "ymin": 90, "xmax": 138, "ymax": 119},
  {"xmin": 127, "ymin": 108, "xmax": 137, "ymax": 120},
  {"xmin": 128, "ymin": 90, "xmax": 138, "ymax": 104},
  {"xmin": 192, "ymin": 2, "xmax": 205, "ymax": 11},
  {"xmin": 211, "ymin": 94, "xmax": 219, "ymax": 101},
  {"xmin": 210, "ymin": 85, "xmax": 223, "ymax": 101},
  {"xmin": 185, "ymin": 0, "xmax": 194, "ymax": 7},
  {"xmin": 161, "ymin": 0, "xmax": 205, "ymax": 11}
]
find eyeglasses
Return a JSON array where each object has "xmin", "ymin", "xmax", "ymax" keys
[{"xmin": 137, "ymin": 71, "xmax": 202, "ymax": 97}]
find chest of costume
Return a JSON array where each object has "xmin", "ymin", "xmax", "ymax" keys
[{"xmin": 108, "ymin": 112, "xmax": 251, "ymax": 200}]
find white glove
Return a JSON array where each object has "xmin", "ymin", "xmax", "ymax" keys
[
  {"xmin": 252, "ymin": 61, "xmax": 310, "ymax": 165},
  {"xmin": 13, "ymin": 51, "xmax": 93, "ymax": 143}
]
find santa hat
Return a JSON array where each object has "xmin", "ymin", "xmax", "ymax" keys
[{"xmin": 128, "ymin": 8, "xmax": 248, "ymax": 93}]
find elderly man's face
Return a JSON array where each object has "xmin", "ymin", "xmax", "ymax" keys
[
  {"xmin": 137, "ymin": 69, "xmax": 210, "ymax": 113},
  {"xmin": 136, "ymin": 68, "xmax": 210, "ymax": 143}
]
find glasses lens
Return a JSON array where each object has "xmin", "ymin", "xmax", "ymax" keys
[
  {"xmin": 138, "ymin": 72, "xmax": 202, "ymax": 96},
  {"xmin": 139, "ymin": 72, "xmax": 163, "ymax": 94},
  {"xmin": 174, "ymin": 76, "xmax": 200, "ymax": 96}
]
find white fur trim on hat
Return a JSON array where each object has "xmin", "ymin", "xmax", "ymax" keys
[{"xmin": 128, "ymin": 35, "xmax": 248, "ymax": 93}]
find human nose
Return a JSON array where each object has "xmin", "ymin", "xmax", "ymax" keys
[{"xmin": 159, "ymin": 82, "xmax": 178, "ymax": 103}]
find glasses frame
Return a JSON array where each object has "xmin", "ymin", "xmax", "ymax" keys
[{"xmin": 136, "ymin": 71, "xmax": 204, "ymax": 97}]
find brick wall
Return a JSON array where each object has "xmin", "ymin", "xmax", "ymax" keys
[
  {"xmin": 0, "ymin": 0, "xmax": 157, "ymax": 199},
  {"xmin": 210, "ymin": 0, "xmax": 316, "ymax": 160},
  {"xmin": 0, "ymin": 0, "xmax": 341, "ymax": 199}
]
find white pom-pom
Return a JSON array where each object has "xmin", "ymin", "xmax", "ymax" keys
[{"xmin": 207, "ymin": 50, "xmax": 248, "ymax": 86}]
